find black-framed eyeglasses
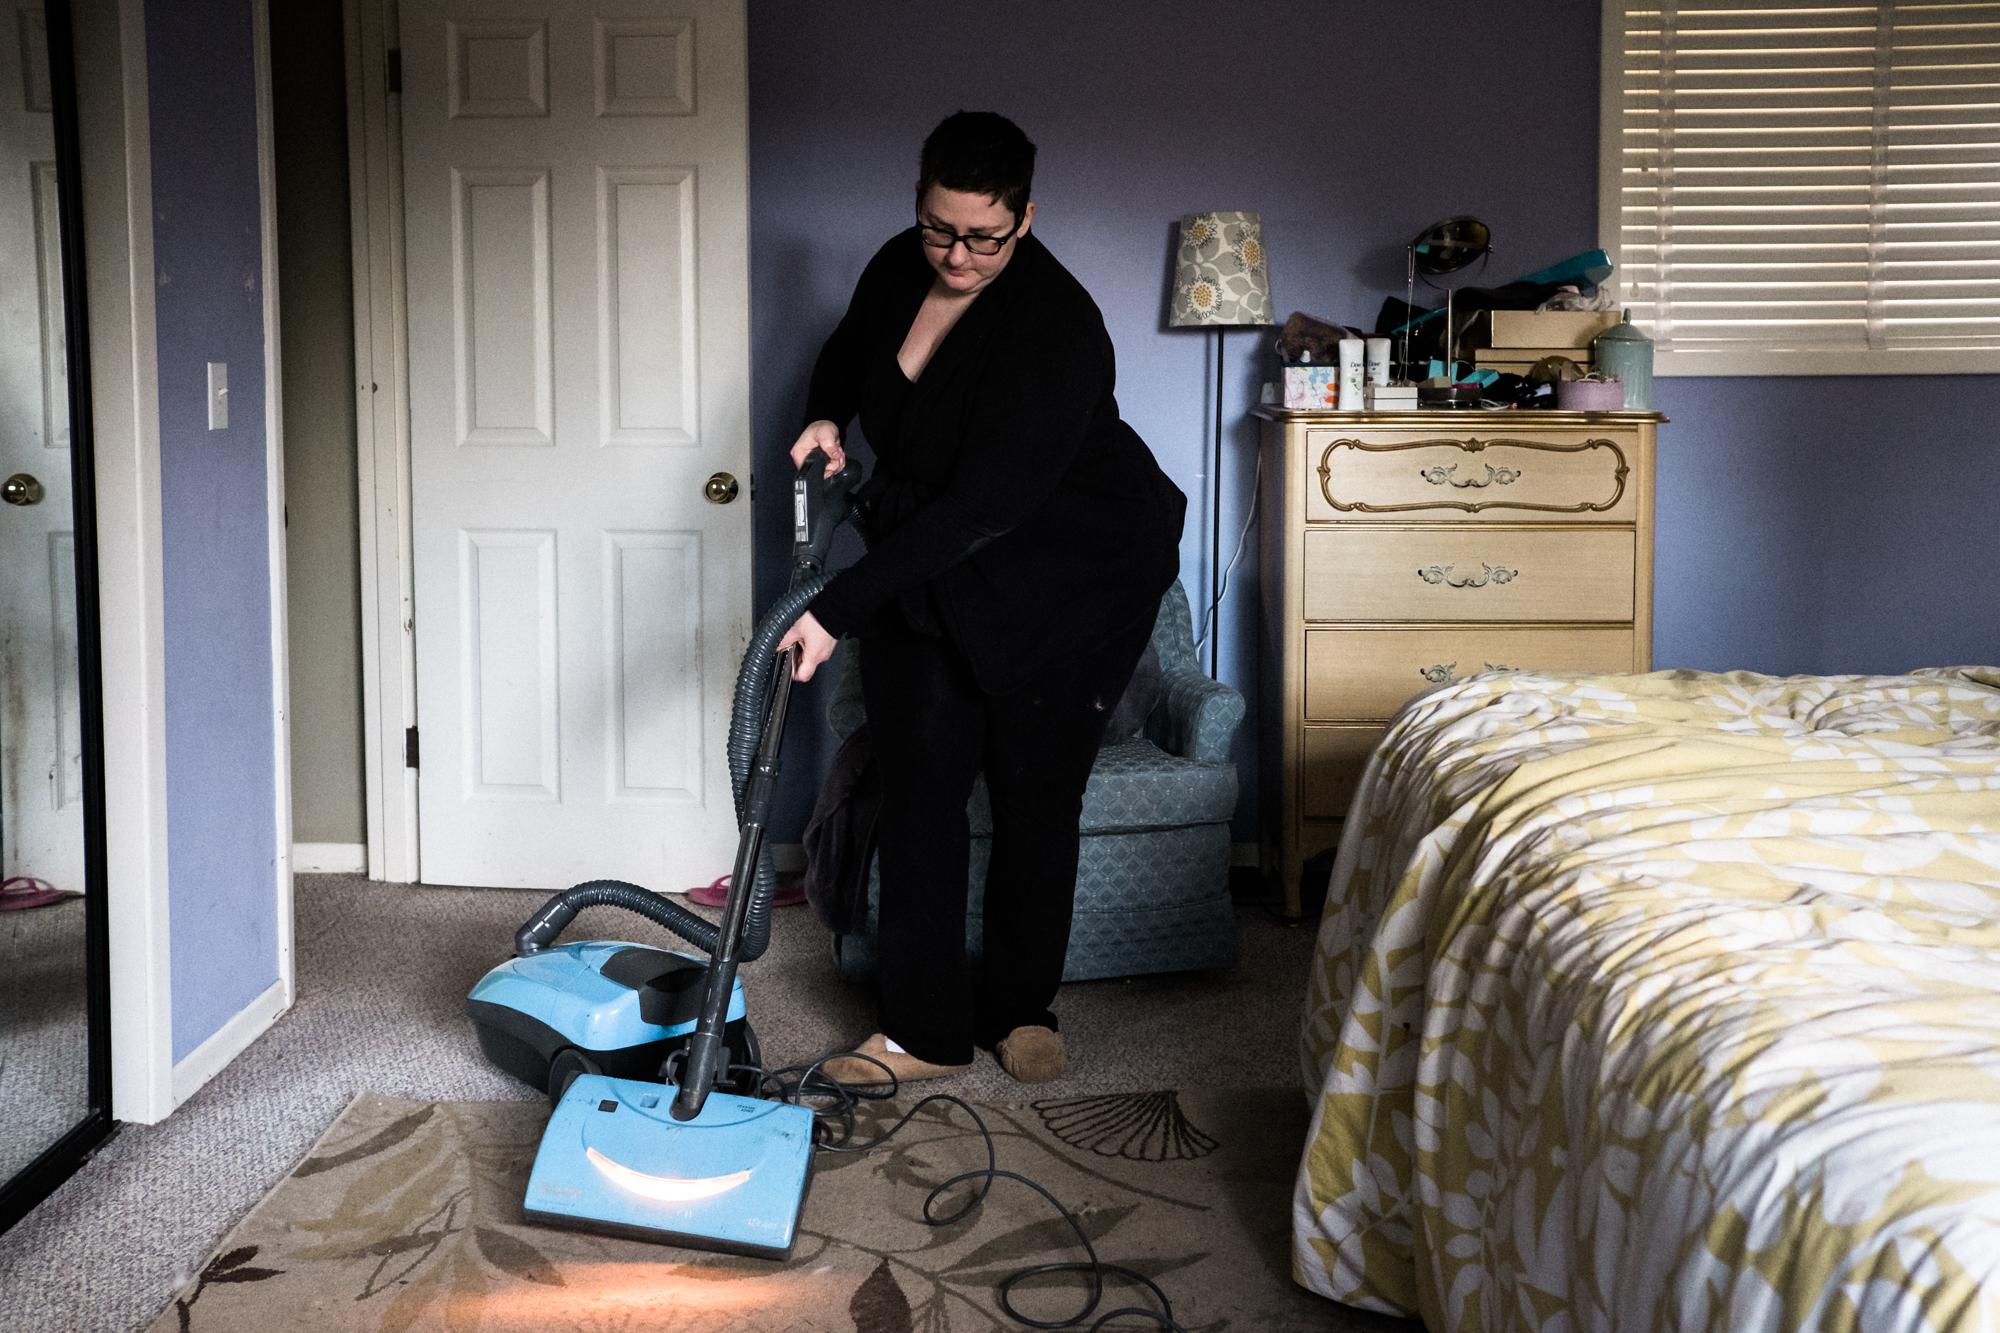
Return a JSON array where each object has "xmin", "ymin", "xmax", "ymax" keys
[{"xmin": 917, "ymin": 217, "xmax": 1019, "ymax": 256}]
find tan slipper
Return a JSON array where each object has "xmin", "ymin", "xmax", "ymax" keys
[
  {"xmin": 818, "ymin": 1033, "xmax": 969, "ymax": 1086},
  {"xmin": 996, "ymin": 1025, "xmax": 1066, "ymax": 1084}
]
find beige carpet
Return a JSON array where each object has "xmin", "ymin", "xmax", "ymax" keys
[
  {"xmin": 0, "ymin": 895, "xmax": 90, "ymax": 1187},
  {"xmin": 2, "ymin": 880, "xmax": 1334, "ymax": 1333},
  {"xmin": 146, "ymin": 1086, "xmax": 1395, "ymax": 1332}
]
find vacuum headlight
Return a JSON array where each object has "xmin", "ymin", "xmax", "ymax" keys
[{"xmin": 585, "ymin": 1147, "xmax": 753, "ymax": 1203}]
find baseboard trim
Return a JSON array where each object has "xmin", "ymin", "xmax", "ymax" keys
[
  {"xmin": 294, "ymin": 841, "xmax": 367, "ymax": 873},
  {"xmin": 170, "ymin": 976, "xmax": 289, "ymax": 1108}
]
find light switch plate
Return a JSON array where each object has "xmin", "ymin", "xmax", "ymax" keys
[{"xmin": 207, "ymin": 361, "xmax": 228, "ymax": 430}]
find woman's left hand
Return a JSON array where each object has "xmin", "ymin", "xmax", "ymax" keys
[
  {"xmin": 777, "ymin": 610, "xmax": 837, "ymax": 682},
  {"xmin": 790, "ymin": 420, "xmax": 845, "ymax": 477}
]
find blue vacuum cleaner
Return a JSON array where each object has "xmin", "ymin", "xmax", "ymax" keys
[{"xmin": 465, "ymin": 449, "xmax": 860, "ymax": 1260}]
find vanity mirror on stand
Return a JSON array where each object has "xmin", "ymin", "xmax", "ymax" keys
[
  {"xmin": 0, "ymin": 0, "xmax": 116, "ymax": 1233},
  {"xmin": 1403, "ymin": 215, "xmax": 1491, "ymax": 405}
]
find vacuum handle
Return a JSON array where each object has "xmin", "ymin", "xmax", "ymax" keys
[
  {"xmin": 673, "ymin": 653, "xmax": 797, "ymax": 1121},
  {"xmin": 793, "ymin": 446, "xmax": 860, "ymax": 577}
]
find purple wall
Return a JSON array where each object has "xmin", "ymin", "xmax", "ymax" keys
[
  {"xmin": 1654, "ymin": 374, "xmax": 2000, "ymax": 675},
  {"xmin": 147, "ymin": 0, "xmax": 279, "ymax": 1061},
  {"xmin": 748, "ymin": 0, "xmax": 2000, "ymax": 842}
]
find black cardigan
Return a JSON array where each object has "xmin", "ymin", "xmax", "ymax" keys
[{"xmin": 803, "ymin": 229, "xmax": 1185, "ymax": 693}]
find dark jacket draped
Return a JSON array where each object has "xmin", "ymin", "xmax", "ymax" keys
[{"xmin": 803, "ymin": 228, "xmax": 1185, "ymax": 693}]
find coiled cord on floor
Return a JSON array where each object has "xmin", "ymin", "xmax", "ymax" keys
[{"xmin": 726, "ymin": 1052, "xmax": 1189, "ymax": 1333}]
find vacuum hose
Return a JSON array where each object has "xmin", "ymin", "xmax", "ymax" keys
[
  {"xmin": 512, "ymin": 574, "xmax": 833, "ymax": 964},
  {"xmin": 516, "ymin": 447, "xmax": 860, "ymax": 1120},
  {"xmin": 513, "ymin": 434, "xmax": 861, "ymax": 971},
  {"xmin": 727, "ymin": 574, "xmax": 833, "ymax": 818},
  {"xmin": 513, "ymin": 878, "xmax": 726, "ymax": 958}
]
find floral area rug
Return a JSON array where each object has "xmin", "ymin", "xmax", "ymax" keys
[{"xmin": 147, "ymin": 1087, "xmax": 1365, "ymax": 1333}]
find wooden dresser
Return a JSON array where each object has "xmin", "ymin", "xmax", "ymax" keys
[{"xmin": 1253, "ymin": 408, "xmax": 1664, "ymax": 917}]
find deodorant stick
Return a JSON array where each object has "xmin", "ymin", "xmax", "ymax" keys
[
  {"xmin": 1337, "ymin": 338, "xmax": 1365, "ymax": 410},
  {"xmin": 1365, "ymin": 338, "xmax": 1391, "ymax": 386}
]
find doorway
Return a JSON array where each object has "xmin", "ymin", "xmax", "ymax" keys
[{"xmin": 341, "ymin": 0, "xmax": 754, "ymax": 889}]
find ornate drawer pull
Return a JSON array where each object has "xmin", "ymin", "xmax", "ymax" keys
[
  {"xmin": 1419, "ymin": 660, "xmax": 1517, "ymax": 686},
  {"xmin": 1417, "ymin": 563, "xmax": 1517, "ymax": 588},
  {"xmin": 1420, "ymin": 462, "xmax": 1520, "ymax": 489},
  {"xmin": 1318, "ymin": 435, "xmax": 1629, "ymax": 514}
]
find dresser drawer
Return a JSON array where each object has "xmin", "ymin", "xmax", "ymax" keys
[
  {"xmin": 1301, "ymin": 725, "xmax": 1385, "ymax": 819},
  {"xmin": 1305, "ymin": 430, "xmax": 1640, "ymax": 524},
  {"xmin": 1303, "ymin": 528, "xmax": 1634, "ymax": 623},
  {"xmin": 1305, "ymin": 627, "xmax": 1638, "ymax": 720}
]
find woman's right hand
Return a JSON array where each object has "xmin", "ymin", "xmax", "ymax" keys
[
  {"xmin": 790, "ymin": 420, "xmax": 845, "ymax": 478},
  {"xmin": 776, "ymin": 610, "xmax": 836, "ymax": 682}
]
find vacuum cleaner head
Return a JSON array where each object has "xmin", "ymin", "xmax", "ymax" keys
[
  {"xmin": 466, "ymin": 942, "xmax": 751, "ymax": 1099},
  {"xmin": 524, "ymin": 1072, "xmax": 815, "ymax": 1258}
]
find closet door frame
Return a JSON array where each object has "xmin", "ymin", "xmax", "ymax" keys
[{"xmin": 0, "ymin": 0, "xmax": 117, "ymax": 1236}]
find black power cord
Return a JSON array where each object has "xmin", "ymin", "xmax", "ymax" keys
[{"xmin": 723, "ymin": 1053, "xmax": 1190, "ymax": 1332}]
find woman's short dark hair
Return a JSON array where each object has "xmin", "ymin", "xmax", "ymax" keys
[{"xmin": 917, "ymin": 112, "xmax": 1036, "ymax": 222}]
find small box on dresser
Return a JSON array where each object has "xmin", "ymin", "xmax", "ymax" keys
[{"xmin": 1253, "ymin": 407, "xmax": 1665, "ymax": 918}]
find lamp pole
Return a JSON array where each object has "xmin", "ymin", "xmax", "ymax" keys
[
  {"xmin": 1210, "ymin": 328, "xmax": 1224, "ymax": 679},
  {"xmin": 1168, "ymin": 211, "xmax": 1272, "ymax": 684}
]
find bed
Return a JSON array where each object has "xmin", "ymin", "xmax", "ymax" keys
[{"xmin": 1291, "ymin": 667, "xmax": 2000, "ymax": 1331}]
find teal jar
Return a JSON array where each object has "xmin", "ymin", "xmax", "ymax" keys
[{"xmin": 1594, "ymin": 312, "xmax": 1653, "ymax": 410}]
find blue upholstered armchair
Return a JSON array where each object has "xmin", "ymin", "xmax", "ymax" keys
[{"xmin": 824, "ymin": 579, "xmax": 1244, "ymax": 983}]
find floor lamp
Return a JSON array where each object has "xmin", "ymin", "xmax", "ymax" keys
[{"xmin": 1170, "ymin": 212, "xmax": 1273, "ymax": 678}]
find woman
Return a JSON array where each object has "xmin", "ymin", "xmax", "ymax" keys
[{"xmin": 780, "ymin": 112, "xmax": 1184, "ymax": 1086}]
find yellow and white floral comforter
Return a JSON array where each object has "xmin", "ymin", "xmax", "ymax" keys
[{"xmin": 1293, "ymin": 668, "xmax": 2000, "ymax": 1331}]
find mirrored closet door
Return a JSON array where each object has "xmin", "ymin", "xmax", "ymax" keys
[{"xmin": 0, "ymin": 0, "xmax": 113, "ymax": 1234}]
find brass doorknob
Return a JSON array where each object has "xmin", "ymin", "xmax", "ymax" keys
[
  {"xmin": 703, "ymin": 472, "xmax": 739, "ymax": 504},
  {"xmin": 2, "ymin": 474, "xmax": 44, "ymax": 506}
]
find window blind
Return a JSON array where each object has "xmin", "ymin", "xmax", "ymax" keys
[{"xmin": 1604, "ymin": 1, "xmax": 2000, "ymax": 373}]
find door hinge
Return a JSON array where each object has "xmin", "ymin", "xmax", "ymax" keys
[
  {"xmin": 405, "ymin": 725, "xmax": 419, "ymax": 769},
  {"xmin": 387, "ymin": 49, "xmax": 402, "ymax": 94}
]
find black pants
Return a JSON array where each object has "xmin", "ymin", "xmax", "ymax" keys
[{"xmin": 858, "ymin": 610, "xmax": 1155, "ymax": 1065}]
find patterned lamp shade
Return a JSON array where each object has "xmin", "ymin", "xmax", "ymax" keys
[{"xmin": 1169, "ymin": 211, "xmax": 1273, "ymax": 327}]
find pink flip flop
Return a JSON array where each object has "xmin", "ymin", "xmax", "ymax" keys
[
  {"xmin": 0, "ymin": 877, "xmax": 75, "ymax": 911},
  {"xmin": 685, "ymin": 873, "xmax": 806, "ymax": 909}
]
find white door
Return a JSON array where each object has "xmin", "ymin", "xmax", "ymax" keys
[
  {"xmin": 0, "ymin": 7, "xmax": 83, "ymax": 892},
  {"xmin": 402, "ymin": 0, "xmax": 751, "ymax": 888}
]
